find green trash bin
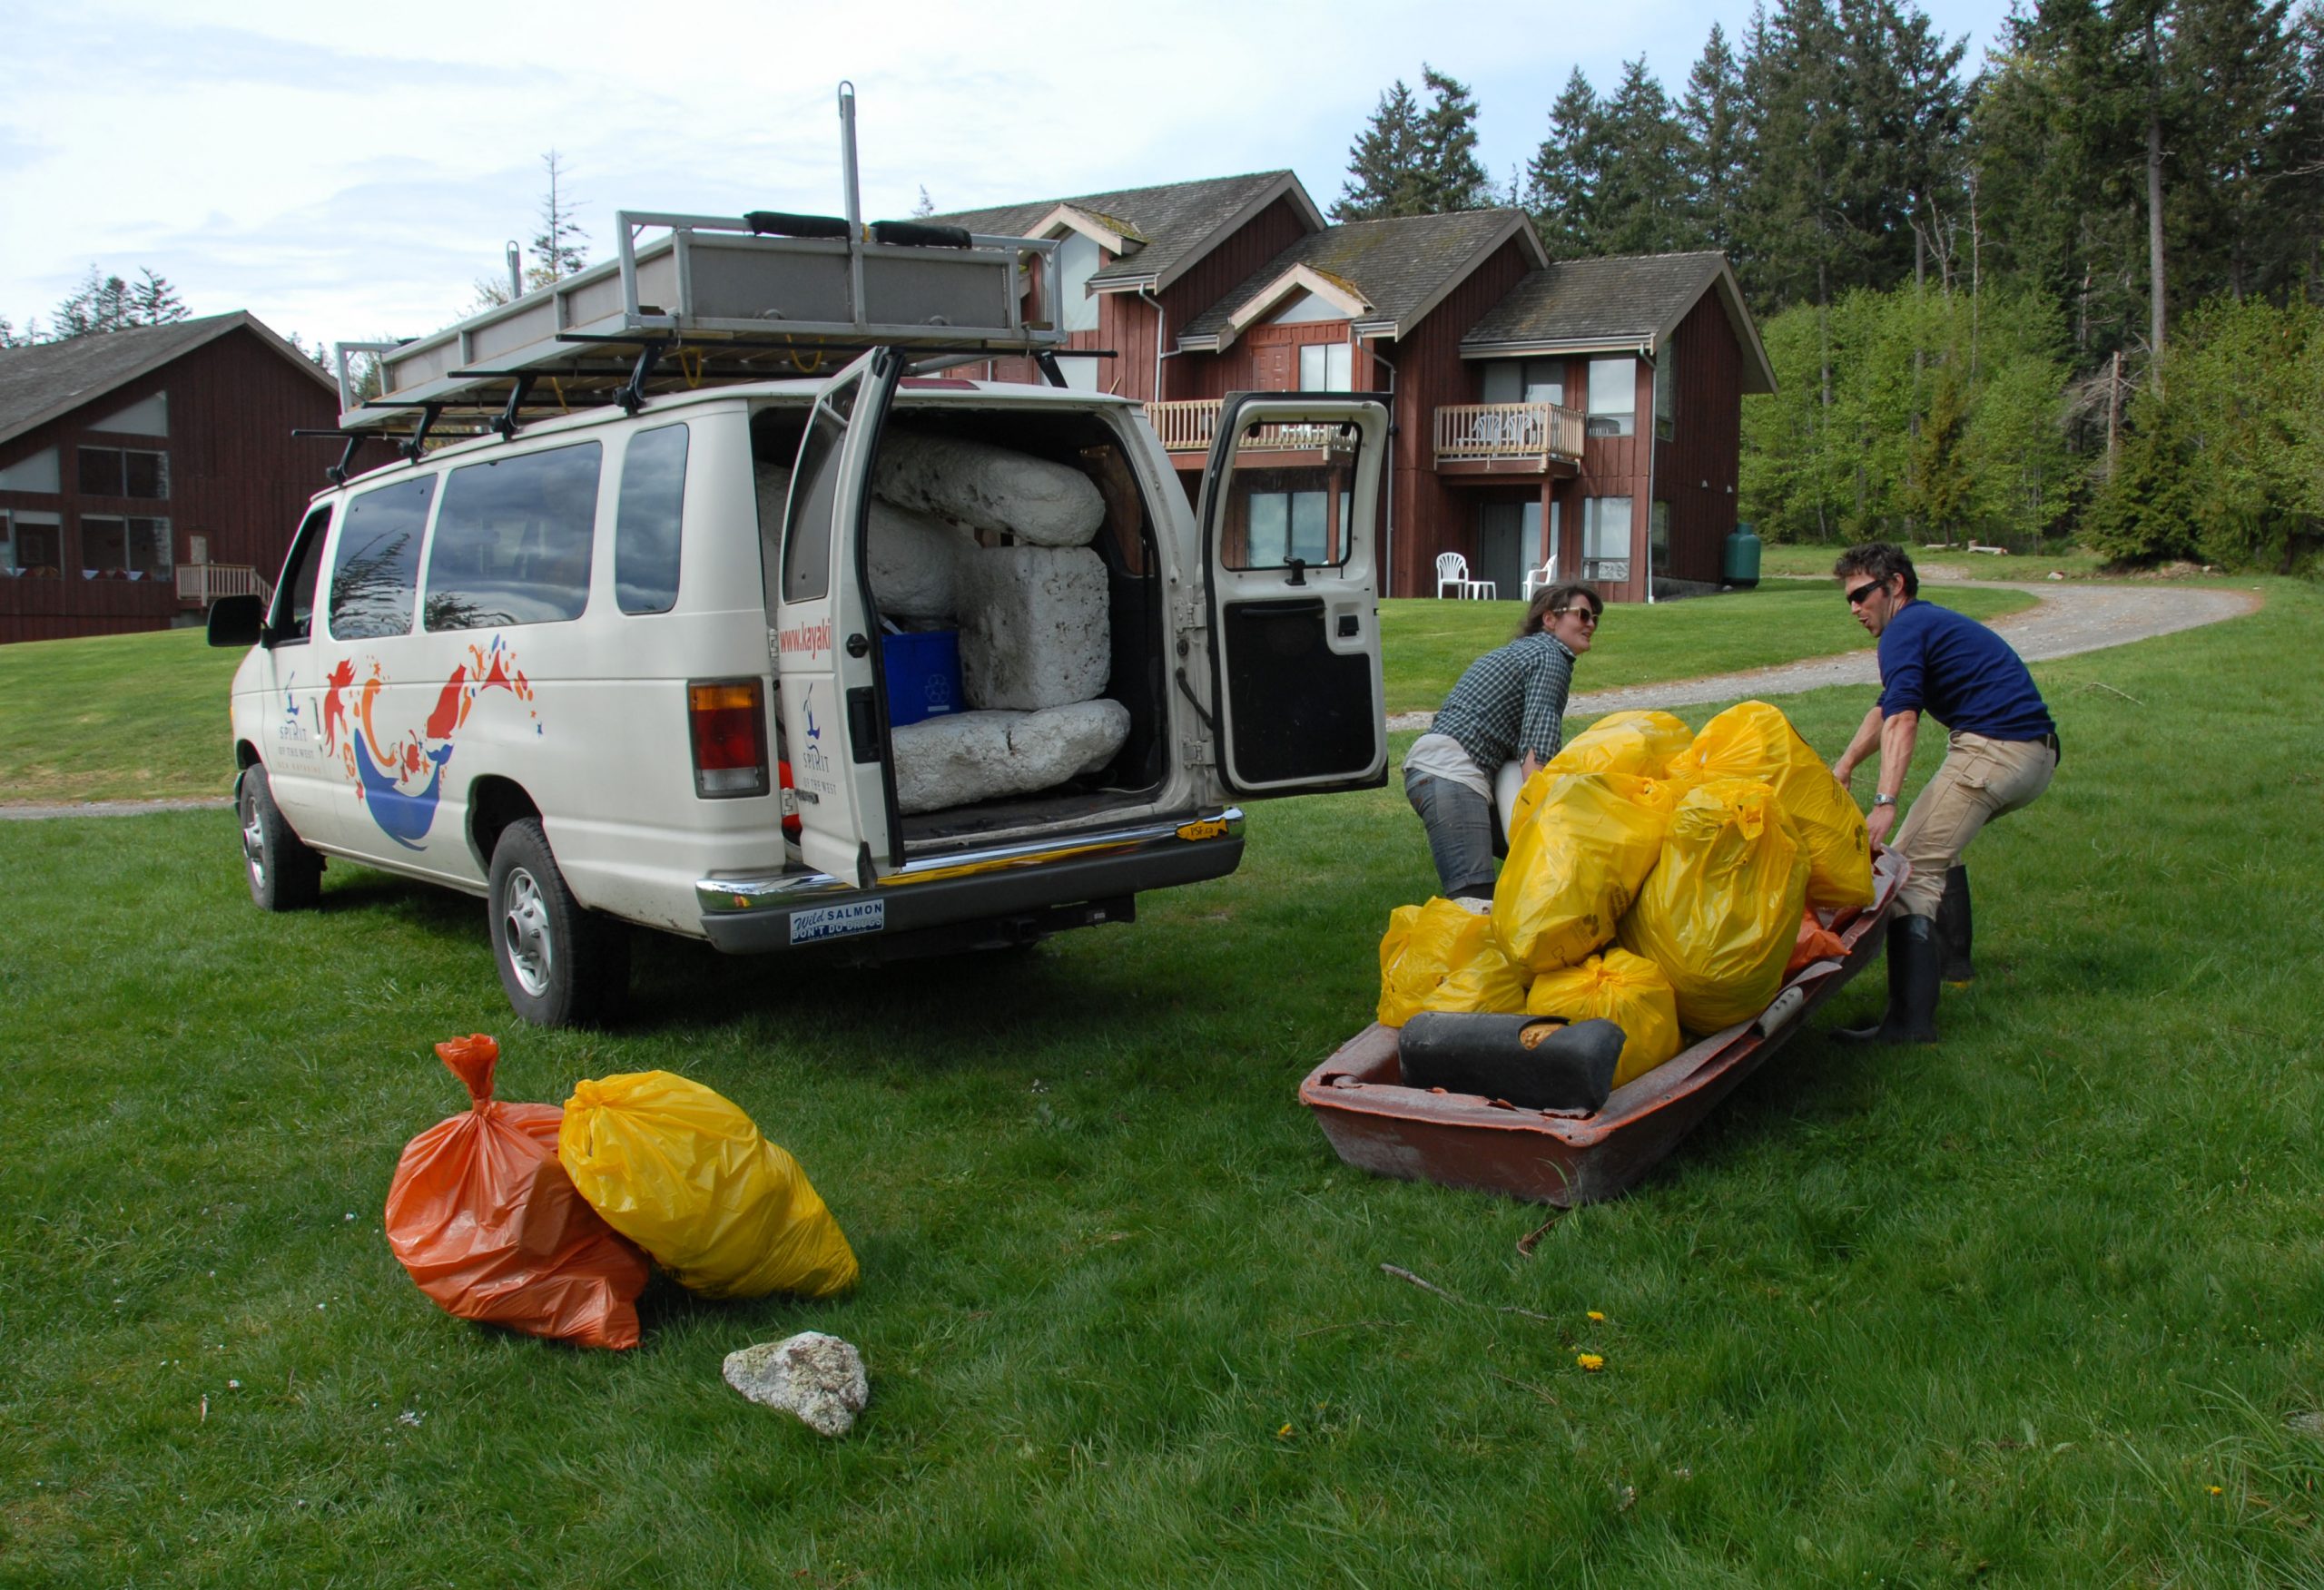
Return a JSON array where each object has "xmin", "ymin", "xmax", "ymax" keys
[{"xmin": 1722, "ymin": 523, "xmax": 1762, "ymax": 589}]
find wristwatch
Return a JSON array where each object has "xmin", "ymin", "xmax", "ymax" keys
[{"xmin": 1872, "ymin": 793, "xmax": 1897, "ymax": 807}]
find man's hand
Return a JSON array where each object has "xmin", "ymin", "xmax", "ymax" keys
[
  {"xmin": 1866, "ymin": 801, "xmax": 1896, "ymax": 849},
  {"xmin": 1832, "ymin": 758, "xmax": 1855, "ymax": 785}
]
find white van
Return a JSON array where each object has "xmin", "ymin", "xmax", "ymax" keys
[{"xmin": 214, "ymin": 344, "xmax": 1388, "ymax": 1026}]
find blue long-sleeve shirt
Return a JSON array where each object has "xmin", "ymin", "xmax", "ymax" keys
[{"xmin": 1877, "ymin": 600, "xmax": 2054, "ymax": 740}]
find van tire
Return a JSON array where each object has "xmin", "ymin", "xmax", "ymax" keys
[
  {"xmin": 238, "ymin": 765, "xmax": 322, "ymax": 911},
  {"xmin": 487, "ymin": 819, "xmax": 629, "ymax": 1027}
]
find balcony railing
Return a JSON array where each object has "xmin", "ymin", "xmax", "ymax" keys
[
  {"xmin": 176, "ymin": 563, "xmax": 271, "ymax": 607},
  {"xmin": 1433, "ymin": 401, "xmax": 1585, "ymax": 466},
  {"xmin": 1143, "ymin": 398, "xmax": 1348, "ymax": 456}
]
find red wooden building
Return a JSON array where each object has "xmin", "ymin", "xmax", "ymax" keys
[
  {"xmin": 0, "ymin": 312, "xmax": 372, "ymax": 644},
  {"xmin": 935, "ymin": 176, "xmax": 1775, "ymax": 601}
]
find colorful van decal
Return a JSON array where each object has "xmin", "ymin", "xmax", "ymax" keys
[{"xmin": 319, "ymin": 638, "xmax": 537, "ymax": 849}]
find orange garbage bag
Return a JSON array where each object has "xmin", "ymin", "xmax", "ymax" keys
[
  {"xmin": 384, "ymin": 1035, "xmax": 649, "ymax": 1350},
  {"xmin": 1492, "ymin": 772, "xmax": 1670, "ymax": 974},
  {"xmin": 1671, "ymin": 701, "xmax": 1875, "ymax": 912},
  {"xmin": 1618, "ymin": 779, "xmax": 1810, "ymax": 1033},
  {"xmin": 1524, "ymin": 948, "xmax": 1683, "ymax": 1087},
  {"xmin": 1379, "ymin": 898, "xmax": 1530, "ymax": 1027},
  {"xmin": 1785, "ymin": 909, "xmax": 1849, "ymax": 976}
]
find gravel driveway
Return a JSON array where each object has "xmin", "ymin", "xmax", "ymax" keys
[{"xmin": 1387, "ymin": 580, "xmax": 2260, "ymax": 731}]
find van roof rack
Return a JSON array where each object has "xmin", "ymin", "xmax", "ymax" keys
[{"xmin": 332, "ymin": 84, "xmax": 1067, "ymax": 443}]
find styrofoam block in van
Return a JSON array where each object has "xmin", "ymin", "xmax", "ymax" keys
[
  {"xmin": 956, "ymin": 545, "xmax": 1110, "ymax": 712},
  {"xmin": 868, "ymin": 500, "xmax": 976, "ymax": 621},
  {"xmin": 873, "ymin": 432, "xmax": 1105, "ymax": 547},
  {"xmin": 891, "ymin": 700, "xmax": 1131, "ymax": 816}
]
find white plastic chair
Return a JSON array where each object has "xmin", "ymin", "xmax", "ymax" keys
[
  {"xmin": 1521, "ymin": 554, "xmax": 1560, "ymax": 600},
  {"xmin": 1436, "ymin": 551, "xmax": 1480, "ymax": 599}
]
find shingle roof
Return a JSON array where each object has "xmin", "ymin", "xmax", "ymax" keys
[
  {"xmin": 929, "ymin": 172, "xmax": 1318, "ymax": 290},
  {"xmin": 1459, "ymin": 251, "xmax": 1776, "ymax": 392},
  {"xmin": 0, "ymin": 311, "xmax": 334, "ymax": 451},
  {"xmin": 1178, "ymin": 209, "xmax": 1541, "ymax": 343}
]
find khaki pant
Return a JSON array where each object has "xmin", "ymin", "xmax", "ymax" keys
[{"xmin": 1892, "ymin": 731, "xmax": 2058, "ymax": 918}]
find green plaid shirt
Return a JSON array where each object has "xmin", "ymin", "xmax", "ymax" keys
[{"xmin": 1429, "ymin": 631, "xmax": 1576, "ymax": 772}]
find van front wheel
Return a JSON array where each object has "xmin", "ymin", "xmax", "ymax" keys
[
  {"xmin": 487, "ymin": 819, "xmax": 629, "ymax": 1027},
  {"xmin": 238, "ymin": 765, "xmax": 321, "ymax": 911}
]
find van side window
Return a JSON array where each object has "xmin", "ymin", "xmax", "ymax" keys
[
  {"xmin": 328, "ymin": 476, "xmax": 435, "ymax": 640},
  {"xmin": 271, "ymin": 505, "xmax": 331, "ymax": 643},
  {"xmin": 425, "ymin": 442, "xmax": 603, "ymax": 631},
  {"xmin": 615, "ymin": 424, "xmax": 688, "ymax": 614}
]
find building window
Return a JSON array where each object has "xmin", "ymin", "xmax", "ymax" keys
[
  {"xmin": 1054, "ymin": 231, "xmax": 1100, "ymax": 333},
  {"xmin": 615, "ymin": 424, "xmax": 688, "ymax": 615},
  {"xmin": 1586, "ymin": 358, "xmax": 1636, "ymax": 437},
  {"xmin": 1582, "ymin": 496, "xmax": 1631, "ymax": 584},
  {"xmin": 1481, "ymin": 358, "xmax": 1563, "ymax": 407},
  {"xmin": 329, "ymin": 476, "xmax": 435, "ymax": 640},
  {"xmin": 1654, "ymin": 352, "xmax": 1676, "ymax": 439},
  {"xmin": 425, "ymin": 442, "xmax": 603, "ymax": 630},
  {"xmin": 0, "ymin": 447, "xmax": 62, "ymax": 494},
  {"xmin": 2, "ymin": 510, "xmax": 66, "ymax": 574},
  {"xmin": 80, "ymin": 515, "xmax": 172, "ymax": 577},
  {"xmin": 78, "ymin": 446, "xmax": 170, "ymax": 499},
  {"xmin": 1297, "ymin": 341, "xmax": 1353, "ymax": 391}
]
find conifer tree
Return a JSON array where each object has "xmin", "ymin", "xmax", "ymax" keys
[
  {"xmin": 1414, "ymin": 66, "xmax": 1492, "ymax": 212},
  {"xmin": 1594, "ymin": 58, "xmax": 1691, "ymax": 255},
  {"xmin": 1679, "ymin": 24, "xmax": 1750, "ymax": 257},
  {"xmin": 1335, "ymin": 79, "xmax": 1427, "ymax": 220},
  {"xmin": 1526, "ymin": 68, "xmax": 1605, "ymax": 257}
]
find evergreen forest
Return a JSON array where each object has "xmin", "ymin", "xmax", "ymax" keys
[{"xmin": 1339, "ymin": 1, "xmax": 2324, "ymax": 571}]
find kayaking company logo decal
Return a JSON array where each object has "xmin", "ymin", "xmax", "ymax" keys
[{"xmin": 320, "ymin": 637, "xmax": 537, "ymax": 849}]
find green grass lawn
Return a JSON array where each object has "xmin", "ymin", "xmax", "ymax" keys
[
  {"xmin": 1755, "ymin": 541, "xmax": 2117, "ymax": 582},
  {"xmin": 0, "ymin": 585, "xmax": 2034, "ymax": 803},
  {"xmin": 3, "ymin": 581, "xmax": 2317, "ymax": 1585}
]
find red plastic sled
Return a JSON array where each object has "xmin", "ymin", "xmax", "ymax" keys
[{"xmin": 1300, "ymin": 849, "xmax": 1909, "ymax": 1207}]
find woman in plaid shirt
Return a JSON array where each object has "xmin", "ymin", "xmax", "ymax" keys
[{"xmin": 1403, "ymin": 583, "xmax": 1602, "ymax": 903}]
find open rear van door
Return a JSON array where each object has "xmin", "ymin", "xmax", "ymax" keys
[
  {"xmin": 769, "ymin": 346, "xmax": 904, "ymax": 885},
  {"xmin": 1196, "ymin": 393, "xmax": 1390, "ymax": 797}
]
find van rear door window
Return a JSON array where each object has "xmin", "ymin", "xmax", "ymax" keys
[
  {"xmin": 615, "ymin": 424, "xmax": 687, "ymax": 614},
  {"xmin": 328, "ymin": 476, "xmax": 434, "ymax": 640},
  {"xmin": 424, "ymin": 442, "xmax": 603, "ymax": 630}
]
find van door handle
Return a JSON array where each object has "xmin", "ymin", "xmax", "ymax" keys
[{"xmin": 845, "ymin": 633, "xmax": 870, "ymax": 658}]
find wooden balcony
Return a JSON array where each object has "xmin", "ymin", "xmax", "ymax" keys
[
  {"xmin": 1143, "ymin": 398, "xmax": 1350, "ymax": 466},
  {"xmin": 175, "ymin": 563, "xmax": 271, "ymax": 608},
  {"xmin": 1433, "ymin": 401, "xmax": 1584, "ymax": 476}
]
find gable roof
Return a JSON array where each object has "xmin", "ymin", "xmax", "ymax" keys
[
  {"xmin": 1460, "ymin": 252, "xmax": 1777, "ymax": 393},
  {"xmin": 0, "ymin": 311, "xmax": 335, "ymax": 451},
  {"xmin": 1177, "ymin": 209, "xmax": 1548, "ymax": 350},
  {"xmin": 930, "ymin": 171, "xmax": 1324, "ymax": 296}
]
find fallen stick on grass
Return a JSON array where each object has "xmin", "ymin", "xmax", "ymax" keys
[{"xmin": 1381, "ymin": 1262, "xmax": 1556, "ymax": 1322}]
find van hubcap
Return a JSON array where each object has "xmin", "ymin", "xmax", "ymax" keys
[
  {"xmin": 241, "ymin": 797, "xmax": 267, "ymax": 887},
  {"xmin": 501, "ymin": 869, "xmax": 553, "ymax": 996}
]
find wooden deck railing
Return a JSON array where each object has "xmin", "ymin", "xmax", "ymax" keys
[
  {"xmin": 176, "ymin": 563, "xmax": 271, "ymax": 607},
  {"xmin": 1433, "ymin": 401, "xmax": 1586, "ymax": 466},
  {"xmin": 1143, "ymin": 399, "xmax": 1347, "ymax": 456}
]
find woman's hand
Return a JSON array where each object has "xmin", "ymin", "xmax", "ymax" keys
[{"xmin": 1520, "ymin": 751, "xmax": 1543, "ymax": 781}]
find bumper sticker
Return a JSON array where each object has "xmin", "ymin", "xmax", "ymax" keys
[{"xmin": 788, "ymin": 898, "xmax": 885, "ymax": 945}]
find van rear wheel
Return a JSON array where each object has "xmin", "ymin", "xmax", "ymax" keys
[
  {"xmin": 487, "ymin": 819, "xmax": 629, "ymax": 1027},
  {"xmin": 237, "ymin": 765, "xmax": 321, "ymax": 911}
]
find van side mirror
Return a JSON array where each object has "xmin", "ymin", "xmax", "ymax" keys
[{"xmin": 207, "ymin": 594, "xmax": 266, "ymax": 649}]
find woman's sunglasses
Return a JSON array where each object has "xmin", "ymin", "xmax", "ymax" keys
[{"xmin": 1551, "ymin": 607, "xmax": 1600, "ymax": 626}]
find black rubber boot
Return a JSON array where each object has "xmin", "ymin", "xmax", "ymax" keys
[
  {"xmin": 1834, "ymin": 915, "xmax": 1941, "ymax": 1044},
  {"xmin": 1935, "ymin": 864, "xmax": 1974, "ymax": 984}
]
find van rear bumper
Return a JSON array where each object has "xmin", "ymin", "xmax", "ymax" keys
[{"xmin": 695, "ymin": 809, "xmax": 1246, "ymax": 955}]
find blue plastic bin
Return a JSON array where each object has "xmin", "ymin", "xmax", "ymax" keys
[{"xmin": 882, "ymin": 630, "xmax": 963, "ymax": 727}]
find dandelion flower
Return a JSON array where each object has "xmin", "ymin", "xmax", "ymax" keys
[
  {"xmin": 1277, "ymin": 1423, "xmax": 1294, "ymax": 1438},
  {"xmin": 1587, "ymin": 1310, "xmax": 1606, "ymax": 1322},
  {"xmin": 1577, "ymin": 1352, "xmax": 1606, "ymax": 1372},
  {"xmin": 2208, "ymin": 1486, "xmax": 2224, "ymax": 1496}
]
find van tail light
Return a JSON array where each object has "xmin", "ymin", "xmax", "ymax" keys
[{"xmin": 687, "ymin": 679, "xmax": 770, "ymax": 799}]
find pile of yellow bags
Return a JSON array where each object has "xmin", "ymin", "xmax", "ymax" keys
[{"xmin": 1379, "ymin": 701, "xmax": 1874, "ymax": 1087}]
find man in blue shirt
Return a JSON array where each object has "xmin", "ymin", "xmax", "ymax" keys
[{"xmin": 1827, "ymin": 543, "xmax": 2059, "ymax": 1044}]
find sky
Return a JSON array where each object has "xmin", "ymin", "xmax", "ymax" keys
[{"xmin": 0, "ymin": 0, "xmax": 2023, "ymax": 356}]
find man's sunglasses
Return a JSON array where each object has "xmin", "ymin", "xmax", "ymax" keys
[
  {"xmin": 1845, "ymin": 579, "xmax": 1886, "ymax": 607},
  {"xmin": 1552, "ymin": 607, "xmax": 1600, "ymax": 626}
]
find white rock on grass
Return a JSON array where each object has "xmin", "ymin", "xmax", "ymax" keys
[
  {"xmin": 891, "ymin": 700, "xmax": 1130, "ymax": 815},
  {"xmin": 873, "ymin": 432, "xmax": 1105, "ymax": 547},
  {"xmin": 956, "ymin": 545, "xmax": 1109, "ymax": 712},
  {"xmin": 760, "ymin": 462, "xmax": 973, "ymax": 622},
  {"xmin": 723, "ymin": 1332, "xmax": 869, "ymax": 1438}
]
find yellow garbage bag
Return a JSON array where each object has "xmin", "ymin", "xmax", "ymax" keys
[
  {"xmin": 1525, "ymin": 949, "xmax": 1684, "ymax": 1088},
  {"xmin": 1618, "ymin": 778, "xmax": 1810, "ymax": 1033},
  {"xmin": 1378, "ymin": 899, "xmax": 1530, "ymax": 1027},
  {"xmin": 1545, "ymin": 710, "xmax": 1695, "ymax": 780},
  {"xmin": 1511, "ymin": 755, "xmax": 1695, "ymax": 840},
  {"xmin": 1492, "ymin": 772, "xmax": 1670, "ymax": 975},
  {"xmin": 558, "ymin": 1071, "xmax": 859, "ymax": 1300},
  {"xmin": 1671, "ymin": 701, "xmax": 1874, "ymax": 912}
]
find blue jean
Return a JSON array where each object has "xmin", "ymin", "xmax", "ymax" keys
[{"xmin": 1404, "ymin": 768, "xmax": 1502, "ymax": 898}]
